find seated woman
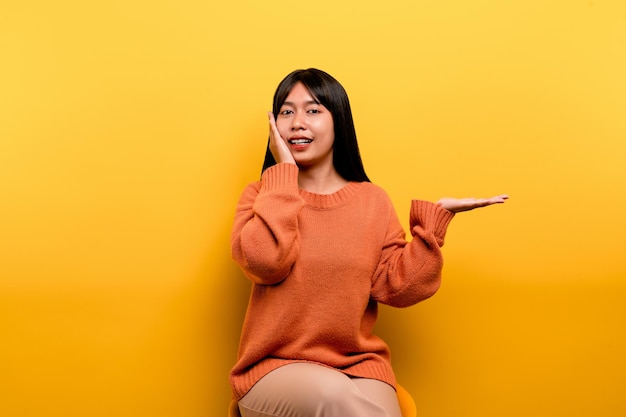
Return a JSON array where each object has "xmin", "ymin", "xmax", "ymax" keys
[{"xmin": 229, "ymin": 68, "xmax": 508, "ymax": 417}]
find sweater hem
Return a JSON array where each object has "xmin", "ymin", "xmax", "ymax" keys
[{"xmin": 230, "ymin": 357, "xmax": 397, "ymax": 401}]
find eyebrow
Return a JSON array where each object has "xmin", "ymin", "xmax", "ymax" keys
[{"xmin": 282, "ymin": 99, "xmax": 321, "ymax": 106}]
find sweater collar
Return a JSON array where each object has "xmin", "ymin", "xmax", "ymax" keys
[{"xmin": 298, "ymin": 181, "xmax": 362, "ymax": 209}]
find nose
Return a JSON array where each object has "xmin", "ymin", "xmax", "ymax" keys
[{"xmin": 291, "ymin": 112, "xmax": 306, "ymax": 130}]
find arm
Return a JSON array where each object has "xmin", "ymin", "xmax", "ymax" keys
[
  {"xmin": 371, "ymin": 194, "xmax": 509, "ymax": 306},
  {"xmin": 371, "ymin": 200, "xmax": 455, "ymax": 307},
  {"xmin": 231, "ymin": 163, "xmax": 304, "ymax": 285}
]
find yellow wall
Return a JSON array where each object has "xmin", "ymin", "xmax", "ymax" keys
[{"xmin": 1, "ymin": 1, "xmax": 625, "ymax": 416}]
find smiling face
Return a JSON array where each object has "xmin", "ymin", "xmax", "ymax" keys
[{"xmin": 276, "ymin": 82, "xmax": 335, "ymax": 170}]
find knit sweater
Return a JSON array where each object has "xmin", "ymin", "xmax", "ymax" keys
[{"xmin": 229, "ymin": 163, "xmax": 455, "ymax": 401}]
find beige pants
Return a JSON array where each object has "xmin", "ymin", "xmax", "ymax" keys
[{"xmin": 238, "ymin": 363, "xmax": 402, "ymax": 417}]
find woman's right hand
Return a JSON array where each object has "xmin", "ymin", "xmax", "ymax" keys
[{"xmin": 268, "ymin": 112, "xmax": 296, "ymax": 165}]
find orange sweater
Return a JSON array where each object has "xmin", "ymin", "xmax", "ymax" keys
[{"xmin": 229, "ymin": 163, "xmax": 454, "ymax": 400}]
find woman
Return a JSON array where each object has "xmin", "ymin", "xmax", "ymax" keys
[{"xmin": 230, "ymin": 68, "xmax": 508, "ymax": 417}]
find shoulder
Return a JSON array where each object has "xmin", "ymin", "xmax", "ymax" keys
[
  {"xmin": 357, "ymin": 181, "xmax": 392, "ymax": 200},
  {"xmin": 236, "ymin": 180, "xmax": 262, "ymax": 206},
  {"xmin": 243, "ymin": 180, "xmax": 262, "ymax": 194},
  {"xmin": 354, "ymin": 181, "xmax": 395, "ymax": 210}
]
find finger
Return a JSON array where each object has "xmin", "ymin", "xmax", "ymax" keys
[
  {"xmin": 465, "ymin": 198, "xmax": 497, "ymax": 209},
  {"xmin": 473, "ymin": 195, "xmax": 508, "ymax": 205},
  {"xmin": 268, "ymin": 112, "xmax": 283, "ymax": 147},
  {"xmin": 268, "ymin": 112, "xmax": 279, "ymax": 136},
  {"xmin": 474, "ymin": 198, "xmax": 492, "ymax": 207},
  {"xmin": 490, "ymin": 195, "xmax": 509, "ymax": 203}
]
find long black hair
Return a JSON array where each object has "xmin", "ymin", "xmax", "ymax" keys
[{"xmin": 261, "ymin": 68, "xmax": 370, "ymax": 182}]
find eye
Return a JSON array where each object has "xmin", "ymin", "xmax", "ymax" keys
[
  {"xmin": 308, "ymin": 109, "xmax": 320, "ymax": 114},
  {"xmin": 279, "ymin": 109, "xmax": 294, "ymax": 115}
]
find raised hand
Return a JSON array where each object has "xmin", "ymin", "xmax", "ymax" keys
[
  {"xmin": 268, "ymin": 112, "xmax": 296, "ymax": 165},
  {"xmin": 437, "ymin": 194, "xmax": 509, "ymax": 213}
]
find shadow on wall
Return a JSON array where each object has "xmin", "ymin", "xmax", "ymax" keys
[
  {"xmin": 203, "ymin": 120, "xmax": 280, "ymax": 412},
  {"xmin": 198, "ymin": 218, "xmax": 251, "ymax": 412},
  {"xmin": 203, "ymin": 120, "xmax": 263, "ymax": 412}
]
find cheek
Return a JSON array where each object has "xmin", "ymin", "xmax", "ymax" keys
[{"xmin": 314, "ymin": 117, "xmax": 334, "ymax": 139}]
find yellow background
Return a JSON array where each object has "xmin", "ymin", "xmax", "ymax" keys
[{"xmin": 1, "ymin": 1, "xmax": 625, "ymax": 416}]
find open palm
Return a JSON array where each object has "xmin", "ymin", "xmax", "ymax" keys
[{"xmin": 437, "ymin": 194, "xmax": 509, "ymax": 213}]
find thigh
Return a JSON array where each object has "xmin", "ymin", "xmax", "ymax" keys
[
  {"xmin": 238, "ymin": 363, "xmax": 391, "ymax": 417},
  {"xmin": 238, "ymin": 363, "xmax": 341, "ymax": 417}
]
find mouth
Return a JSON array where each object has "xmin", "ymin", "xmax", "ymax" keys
[{"xmin": 288, "ymin": 138, "xmax": 313, "ymax": 145}]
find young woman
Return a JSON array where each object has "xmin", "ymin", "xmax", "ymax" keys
[{"xmin": 230, "ymin": 68, "xmax": 508, "ymax": 417}]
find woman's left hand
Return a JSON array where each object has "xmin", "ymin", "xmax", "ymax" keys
[{"xmin": 437, "ymin": 194, "xmax": 509, "ymax": 213}]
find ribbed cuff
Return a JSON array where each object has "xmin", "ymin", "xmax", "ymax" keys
[
  {"xmin": 410, "ymin": 200, "xmax": 455, "ymax": 246},
  {"xmin": 261, "ymin": 163, "xmax": 299, "ymax": 192}
]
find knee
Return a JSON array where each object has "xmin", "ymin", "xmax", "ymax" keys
[{"xmin": 314, "ymin": 380, "xmax": 392, "ymax": 417}]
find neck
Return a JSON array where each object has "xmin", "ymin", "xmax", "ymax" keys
[{"xmin": 297, "ymin": 164, "xmax": 348, "ymax": 194}]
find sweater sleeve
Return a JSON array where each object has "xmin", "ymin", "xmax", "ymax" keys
[
  {"xmin": 371, "ymin": 199, "xmax": 455, "ymax": 307},
  {"xmin": 231, "ymin": 163, "xmax": 304, "ymax": 285}
]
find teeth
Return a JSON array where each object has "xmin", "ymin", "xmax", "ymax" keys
[{"xmin": 289, "ymin": 139, "xmax": 312, "ymax": 144}]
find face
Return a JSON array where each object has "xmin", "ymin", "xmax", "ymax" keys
[{"xmin": 276, "ymin": 82, "xmax": 335, "ymax": 170}]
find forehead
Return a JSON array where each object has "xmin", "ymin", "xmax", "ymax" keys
[{"xmin": 282, "ymin": 82, "xmax": 318, "ymax": 105}]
